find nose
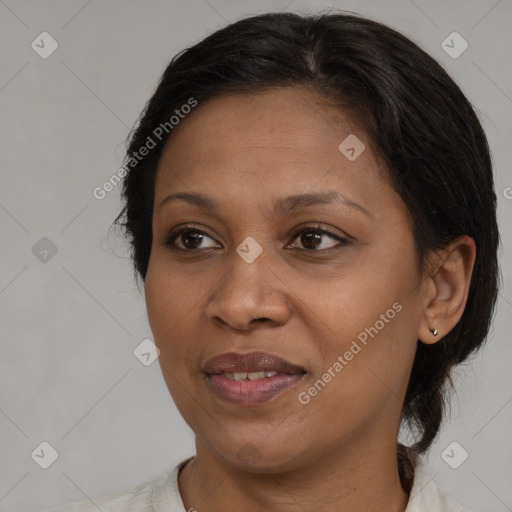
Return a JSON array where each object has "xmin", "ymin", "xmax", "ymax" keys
[{"xmin": 205, "ymin": 248, "xmax": 291, "ymax": 332}]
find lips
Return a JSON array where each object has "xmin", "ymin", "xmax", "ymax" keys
[
  {"xmin": 203, "ymin": 351, "xmax": 307, "ymax": 407},
  {"xmin": 202, "ymin": 351, "xmax": 306, "ymax": 375}
]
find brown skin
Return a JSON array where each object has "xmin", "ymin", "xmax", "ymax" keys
[{"xmin": 144, "ymin": 87, "xmax": 476, "ymax": 512}]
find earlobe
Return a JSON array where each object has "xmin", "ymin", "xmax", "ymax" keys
[
  {"xmin": 418, "ymin": 235, "xmax": 476, "ymax": 345},
  {"xmin": 418, "ymin": 321, "xmax": 442, "ymax": 345},
  {"xmin": 428, "ymin": 326, "xmax": 438, "ymax": 337}
]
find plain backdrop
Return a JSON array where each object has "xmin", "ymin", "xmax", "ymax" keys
[{"xmin": 1, "ymin": 1, "xmax": 511, "ymax": 511}]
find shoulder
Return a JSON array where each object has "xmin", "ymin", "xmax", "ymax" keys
[
  {"xmin": 405, "ymin": 452, "xmax": 470, "ymax": 512},
  {"xmin": 42, "ymin": 457, "xmax": 193, "ymax": 512}
]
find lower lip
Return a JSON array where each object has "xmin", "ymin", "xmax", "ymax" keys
[{"xmin": 206, "ymin": 373, "xmax": 305, "ymax": 407}]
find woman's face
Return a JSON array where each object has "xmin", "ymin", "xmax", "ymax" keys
[{"xmin": 145, "ymin": 87, "xmax": 428, "ymax": 471}]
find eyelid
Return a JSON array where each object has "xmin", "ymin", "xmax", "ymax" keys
[{"xmin": 288, "ymin": 223, "xmax": 348, "ymax": 243}]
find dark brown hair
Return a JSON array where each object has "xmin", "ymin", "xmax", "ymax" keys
[{"xmin": 115, "ymin": 11, "xmax": 500, "ymax": 466}]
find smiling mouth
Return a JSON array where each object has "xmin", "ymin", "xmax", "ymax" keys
[{"xmin": 202, "ymin": 351, "xmax": 307, "ymax": 407}]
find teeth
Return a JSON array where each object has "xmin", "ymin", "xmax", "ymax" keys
[
  {"xmin": 247, "ymin": 371, "xmax": 266, "ymax": 380},
  {"xmin": 222, "ymin": 371, "xmax": 279, "ymax": 381}
]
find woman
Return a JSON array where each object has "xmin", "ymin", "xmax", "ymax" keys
[{"xmin": 47, "ymin": 11, "xmax": 499, "ymax": 512}]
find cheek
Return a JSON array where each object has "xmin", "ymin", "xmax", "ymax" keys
[
  {"xmin": 144, "ymin": 255, "xmax": 193, "ymax": 362},
  {"xmin": 296, "ymin": 246, "xmax": 420, "ymax": 415},
  {"xmin": 144, "ymin": 259, "xmax": 202, "ymax": 421},
  {"xmin": 297, "ymin": 314, "xmax": 418, "ymax": 448}
]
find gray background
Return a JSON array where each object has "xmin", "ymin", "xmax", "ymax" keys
[{"xmin": 1, "ymin": 0, "xmax": 511, "ymax": 510}]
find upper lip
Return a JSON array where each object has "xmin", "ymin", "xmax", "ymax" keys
[{"xmin": 203, "ymin": 351, "xmax": 306, "ymax": 375}]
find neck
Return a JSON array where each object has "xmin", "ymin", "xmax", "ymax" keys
[{"xmin": 178, "ymin": 439, "xmax": 411, "ymax": 512}]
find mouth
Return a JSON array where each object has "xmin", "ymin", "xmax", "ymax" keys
[{"xmin": 202, "ymin": 351, "xmax": 307, "ymax": 407}]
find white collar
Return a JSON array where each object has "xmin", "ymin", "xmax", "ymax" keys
[{"xmin": 153, "ymin": 455, "xmax": 468, "ymax": 512}]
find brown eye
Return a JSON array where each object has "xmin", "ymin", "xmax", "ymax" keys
[
  {"xmin": 163, "ymin": 224, "xmax": 348, "ymax": 253},
  {"xmin": 288, "ymin": 227, "xmax": 348, "ymax": 251},
  {"xmin": 165, "ymin": 228, "xmax": 219, "ymax": 251}
]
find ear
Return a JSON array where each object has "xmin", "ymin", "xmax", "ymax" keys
[{"xmin": 418, "ymin": 235, "xmax": 476, "ymax": 344}]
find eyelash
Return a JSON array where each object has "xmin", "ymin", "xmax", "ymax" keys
[{"xmin": 163, "ymin": 224, "xmax": 349, "ymax": 253}]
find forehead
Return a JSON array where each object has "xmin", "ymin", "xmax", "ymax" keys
[
  {"xmin": 161, "ymin": 88, "xmax": 366, "ymax": 158},
  {"xmin": 153, "ymin": 87, "xmax": 398, "ymax": 221}
]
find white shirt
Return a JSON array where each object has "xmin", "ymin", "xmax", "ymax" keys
[{"xmin": 45, "ymin": 455, "xmax": 469, "ymax": 511}]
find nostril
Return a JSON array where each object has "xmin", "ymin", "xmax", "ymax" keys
[{"xmin": 251, "ymin": 317, "xmax": 269, "ymax": 323}]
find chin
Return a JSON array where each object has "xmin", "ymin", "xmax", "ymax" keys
[{"xmin": 207, "ymin": 436, "xmax": 308, "ymax": 474}]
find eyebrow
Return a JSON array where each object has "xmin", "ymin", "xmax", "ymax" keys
[{"xmin": 157, "ymin": 190, "xmax": 372, "ymax": 218}]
